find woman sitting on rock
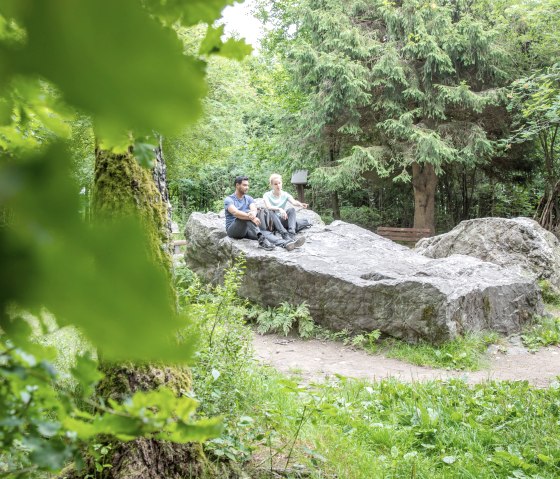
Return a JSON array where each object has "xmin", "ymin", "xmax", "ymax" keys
[{"xmin": 263, "ymin": 173, "xmax": 307, "ymax": 246}]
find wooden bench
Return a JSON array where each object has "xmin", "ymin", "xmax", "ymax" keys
[
  {"xmin": 172, "ymin": 239, "xmax": 187, "ymax": 254},
  {"xmin": 376, "ymin": 227, "xmax": 431, "ymax": 245}
]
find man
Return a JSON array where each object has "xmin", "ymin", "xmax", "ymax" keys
[{"xmin": 224, "ymin": 176, "xmax": 298, "ymax": 251}]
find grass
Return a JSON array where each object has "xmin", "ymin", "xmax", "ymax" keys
[
  {"xmin": 521, "ymin": 314, "xmax": 560, "ymax": 351},
  {"xmin": 223, "ymin": 366, "xmax": 560, "ymax": 479},
  {"xmin": 375, "ymin": 332, "xmax": 499, "ymax": 371},
  {"xmin": 181, "ymin": 262, "xmax": 560, "ymax": 478}
]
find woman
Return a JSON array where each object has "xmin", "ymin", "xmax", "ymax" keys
[{"xmin": 263, "ymin": 173, "xmax": 308, "ymax": 242}]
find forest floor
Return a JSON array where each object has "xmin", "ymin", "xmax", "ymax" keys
[{"xmin": 253, "ymin": 332, "xmax": 560, "ymax": 388}]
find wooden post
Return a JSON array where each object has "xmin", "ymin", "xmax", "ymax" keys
[
  {"xmin": 291, "ymin": 170, "xmax": 308, "ymax": 205},
  {"xmin": 296, "ymin": 184, "xmax": 305, "ymax": 203}
]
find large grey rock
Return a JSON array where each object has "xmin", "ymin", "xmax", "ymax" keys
[
  {"xmin": 415, "ymin": 217, "xmax": 560, "ymax": 291},
  {"xmin": 185, "ymin": 213, "xmax": 543, "ymax": 343}
]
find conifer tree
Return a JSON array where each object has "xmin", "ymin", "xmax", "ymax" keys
[{"xmin": 268, "ymin": 0, "xmax": 509, "ymax": 231}]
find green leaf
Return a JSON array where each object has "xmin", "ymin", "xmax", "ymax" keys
[
  {"xmin": 71, "ymin": 355, "xmax": 104, "ymax": 398},
  {"xmin": 199, "ymin": 25, "xmax": 253, "ymax": 60},
  {"xmin": 36, "ymin": 420, "xmax": 61, "ymax": 438},
  {"xmin": 199, "ymin": 25, "xmax": 225, "ymax": 56},
  {"xmin": 218, "ymin": 38, "xmax": 253, "ymax": 61},
  {"xmin": 143, "ymin": 0, "xmax": 237, "ymax": 26},
  {"xmin": 0, "ymin": 143, "xmax": 198, "ymax": 362},
  {"xmin": 25, "ymin": 436, "xmax": 74, "ymax": 471},
  {"xmin": 133, "ymin": 142, "xmax": 156, "ymax": 169},
  {"xmin": 162, "ymin": 417, "xmax": 223, "ymax": 443},
  {"xmin": 4, "ymin": 0, "xmax": 207, "ymax": 143},
  {"xmin": 62, "ymin": 416, "xmax": 98, "ymax": 440}
]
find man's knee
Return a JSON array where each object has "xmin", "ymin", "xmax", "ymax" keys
[{"xmin": 227, "ymin": 220, "xmax": 248, "ymax": 239}]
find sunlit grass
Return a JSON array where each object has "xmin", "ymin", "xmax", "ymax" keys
[
  {"xmin": 232, "ymin": 368, "xmax": 560, "ymax": 479},
  {"xmin": 374, "ymin": 332, "xmax": 499, "ymax": 371}
]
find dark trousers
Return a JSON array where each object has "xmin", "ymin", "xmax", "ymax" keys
[
  {"xmin": 226, "ymin": 218, "xmax": 261, "ymax": 240},
  {"xmin": 270, "ymin": 207, "xmax": 297, "ymax": 234},
  {"xmin": 226, "ymin": 218, "xmax": 289, "ymax": 247}
]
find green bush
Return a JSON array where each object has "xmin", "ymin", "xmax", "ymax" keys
[
  {"xmin": 539, "ymin": 280, "xmax": 560, "ymax": 305},
  {"xmin": 340, "ymin": 205, "xmax": 381, "ymax": 230}
]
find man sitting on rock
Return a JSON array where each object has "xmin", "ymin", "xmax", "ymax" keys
[{"xmin": 224, "ymin": 176, "xmax": 300, "ymax": 251}]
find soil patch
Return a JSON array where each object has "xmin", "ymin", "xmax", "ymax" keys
[{"xmin": 253, "ymin": 333, "xmax": 560, "ymax": 388}]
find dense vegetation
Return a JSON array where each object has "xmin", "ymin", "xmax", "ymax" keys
[{"xmin": 0, "ymin": 0, "xmax": 559, "ymax": 477}]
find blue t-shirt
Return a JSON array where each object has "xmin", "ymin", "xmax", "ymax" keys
[{"xmin": 224, "ymin": 194, "xmax": 255, "ymax": 230}]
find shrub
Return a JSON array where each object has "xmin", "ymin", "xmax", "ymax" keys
[{"xmin": 340, "ymin": 205, "xmax": 381, "ymax": 230}]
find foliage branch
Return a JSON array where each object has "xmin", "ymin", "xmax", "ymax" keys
[{"xmin": 0, "ymin": 0, "xmax": 251, "ymax": 475}]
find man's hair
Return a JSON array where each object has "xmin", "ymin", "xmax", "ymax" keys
[
  {"xmin": 269, "ymin": 173, "xmax": 282, "ymax": 185},
  {"xmin": 234, "ymin": 175, "xmax": 249, "ymax": 186}
]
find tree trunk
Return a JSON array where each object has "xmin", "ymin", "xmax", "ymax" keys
[
  {"xmin": 329, "ymin": 144, "xmax": 341, "ymax": 220},
  {"xmin": 62, "ymin": 145, "xmax": 215, "ymax": 479},
  {"xmin": 332, "ymin": 191, "xmax": 341, "ymax": 220},
  {"xmin": 412, "ymin": 162, "xmax": 437, "ymax": 234}
]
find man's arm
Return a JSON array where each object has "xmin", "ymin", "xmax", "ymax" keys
[{"xmin": 227, "ymin": 203, "xmax": 260, "ymax": 226}]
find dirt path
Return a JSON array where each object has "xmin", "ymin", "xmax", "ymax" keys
[{"xmin": 253, "ymin": 333, "xmax": 560, "ymax": 388}]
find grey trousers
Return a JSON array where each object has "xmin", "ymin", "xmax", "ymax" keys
[
  {"xmin": 226, "ymin": 218, "xmax": 289, "ymax": 247},
  {"xmin": 226, "ymin": 218, "xmax": 261, "ymax": 240},
  {"xmin": 270, "ymin": 207, "xmax": 297, "ymax": 234}
]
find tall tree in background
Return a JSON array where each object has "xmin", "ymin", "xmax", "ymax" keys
[
  {"xmin": 264, "ymin": 0, "xmax": 510, "ymax": 232},
  {"xmin": 507, "ymin": 63, "xmax": 560, "ymax": 233}
]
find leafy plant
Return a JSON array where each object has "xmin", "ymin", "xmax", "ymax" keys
[
  {"xmin": 251, "ymin": 302, "xmax": 314, "ymax": 338},
  {"xmin": 539, "ymin": 280, "xmax": 560, "ymax": 305},
  {"xmin": 346, "ymin": 330, "xmax": 382, "ymax": 349},
  {"xmin": 521, "ymin": 315, "xmax": 560, "ymax": 351},
  {"xmin": 0, "ymin": 327, "xmax": 221, "ymax": 478},
  {"xmin": 176, "ymin": 259, "xmax": 260, "ymax": 465},
  {"xmin": 84, "ymin": 443, "xmax": 113, "ymax": 479}
]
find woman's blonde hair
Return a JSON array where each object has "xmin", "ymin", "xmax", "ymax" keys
[{"xmin": 269, "ymin": 173, "xmax": 282, "ymax": 185}]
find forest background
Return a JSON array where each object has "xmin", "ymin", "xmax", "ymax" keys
[
  {"xmin": 166, "ymin": 0, "xmax": 560, "ymax": 235},
  {"xmin": 1, "ymin": 0, "xmax": 560, "ymax": 478}
]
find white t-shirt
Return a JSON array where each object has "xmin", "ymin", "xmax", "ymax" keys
[{"xmin": 263, "ymin": 190, "xmax": 291, "ymax": 216}]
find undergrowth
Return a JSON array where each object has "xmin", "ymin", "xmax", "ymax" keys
[
  {"xmin": 539, "ymin": 280, "xmax": 560, "ymax": 306},
  {"xmin": 175, "ymin": 262, "xmax": 560, "ymax": 479},
  {"xmin": 248, "ymin": 308, "xmax": 496, "ymax": 371},
  {"xmin": 377, "ymin": 332, "xmax": 499, "ymax": 371},
  {"xmin": 522, "ymin": 315, "xmax": 560, "ymax": 351},
  {"xmin": 247, "ymin": 302, "xmax": 315, "ymax": 339}
]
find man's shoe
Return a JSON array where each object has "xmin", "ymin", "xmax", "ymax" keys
[
  {"xmin": 283, "ymin": 239, "xmax": 296, "ymax": 251},
  {"xmin": 281, "ymin": 232, "xmax": 291, "ymax": 241},
  {"xmin": 258, "ymin": 236, "xmax": 275, "ymax": 251},
  {"xmin": 292, "ymin": 236, "xmax": 306, "ymax": 248}
]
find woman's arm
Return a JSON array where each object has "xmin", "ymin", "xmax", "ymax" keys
[
  {"xmin": 263, "ymin": 193, "xmax": 274, "ymax": 210},
  {"xmin": 287, "ymin": 194, "xmax": 308, "ymax": 209}
]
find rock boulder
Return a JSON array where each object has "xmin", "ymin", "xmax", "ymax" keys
[
  {"xmin": 415, "ymin": 217, "xmax": 560, "ymax": 291},
  {"xmin": 185, "ymin": 212, "xmax": 543, "ymax": 343}
]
